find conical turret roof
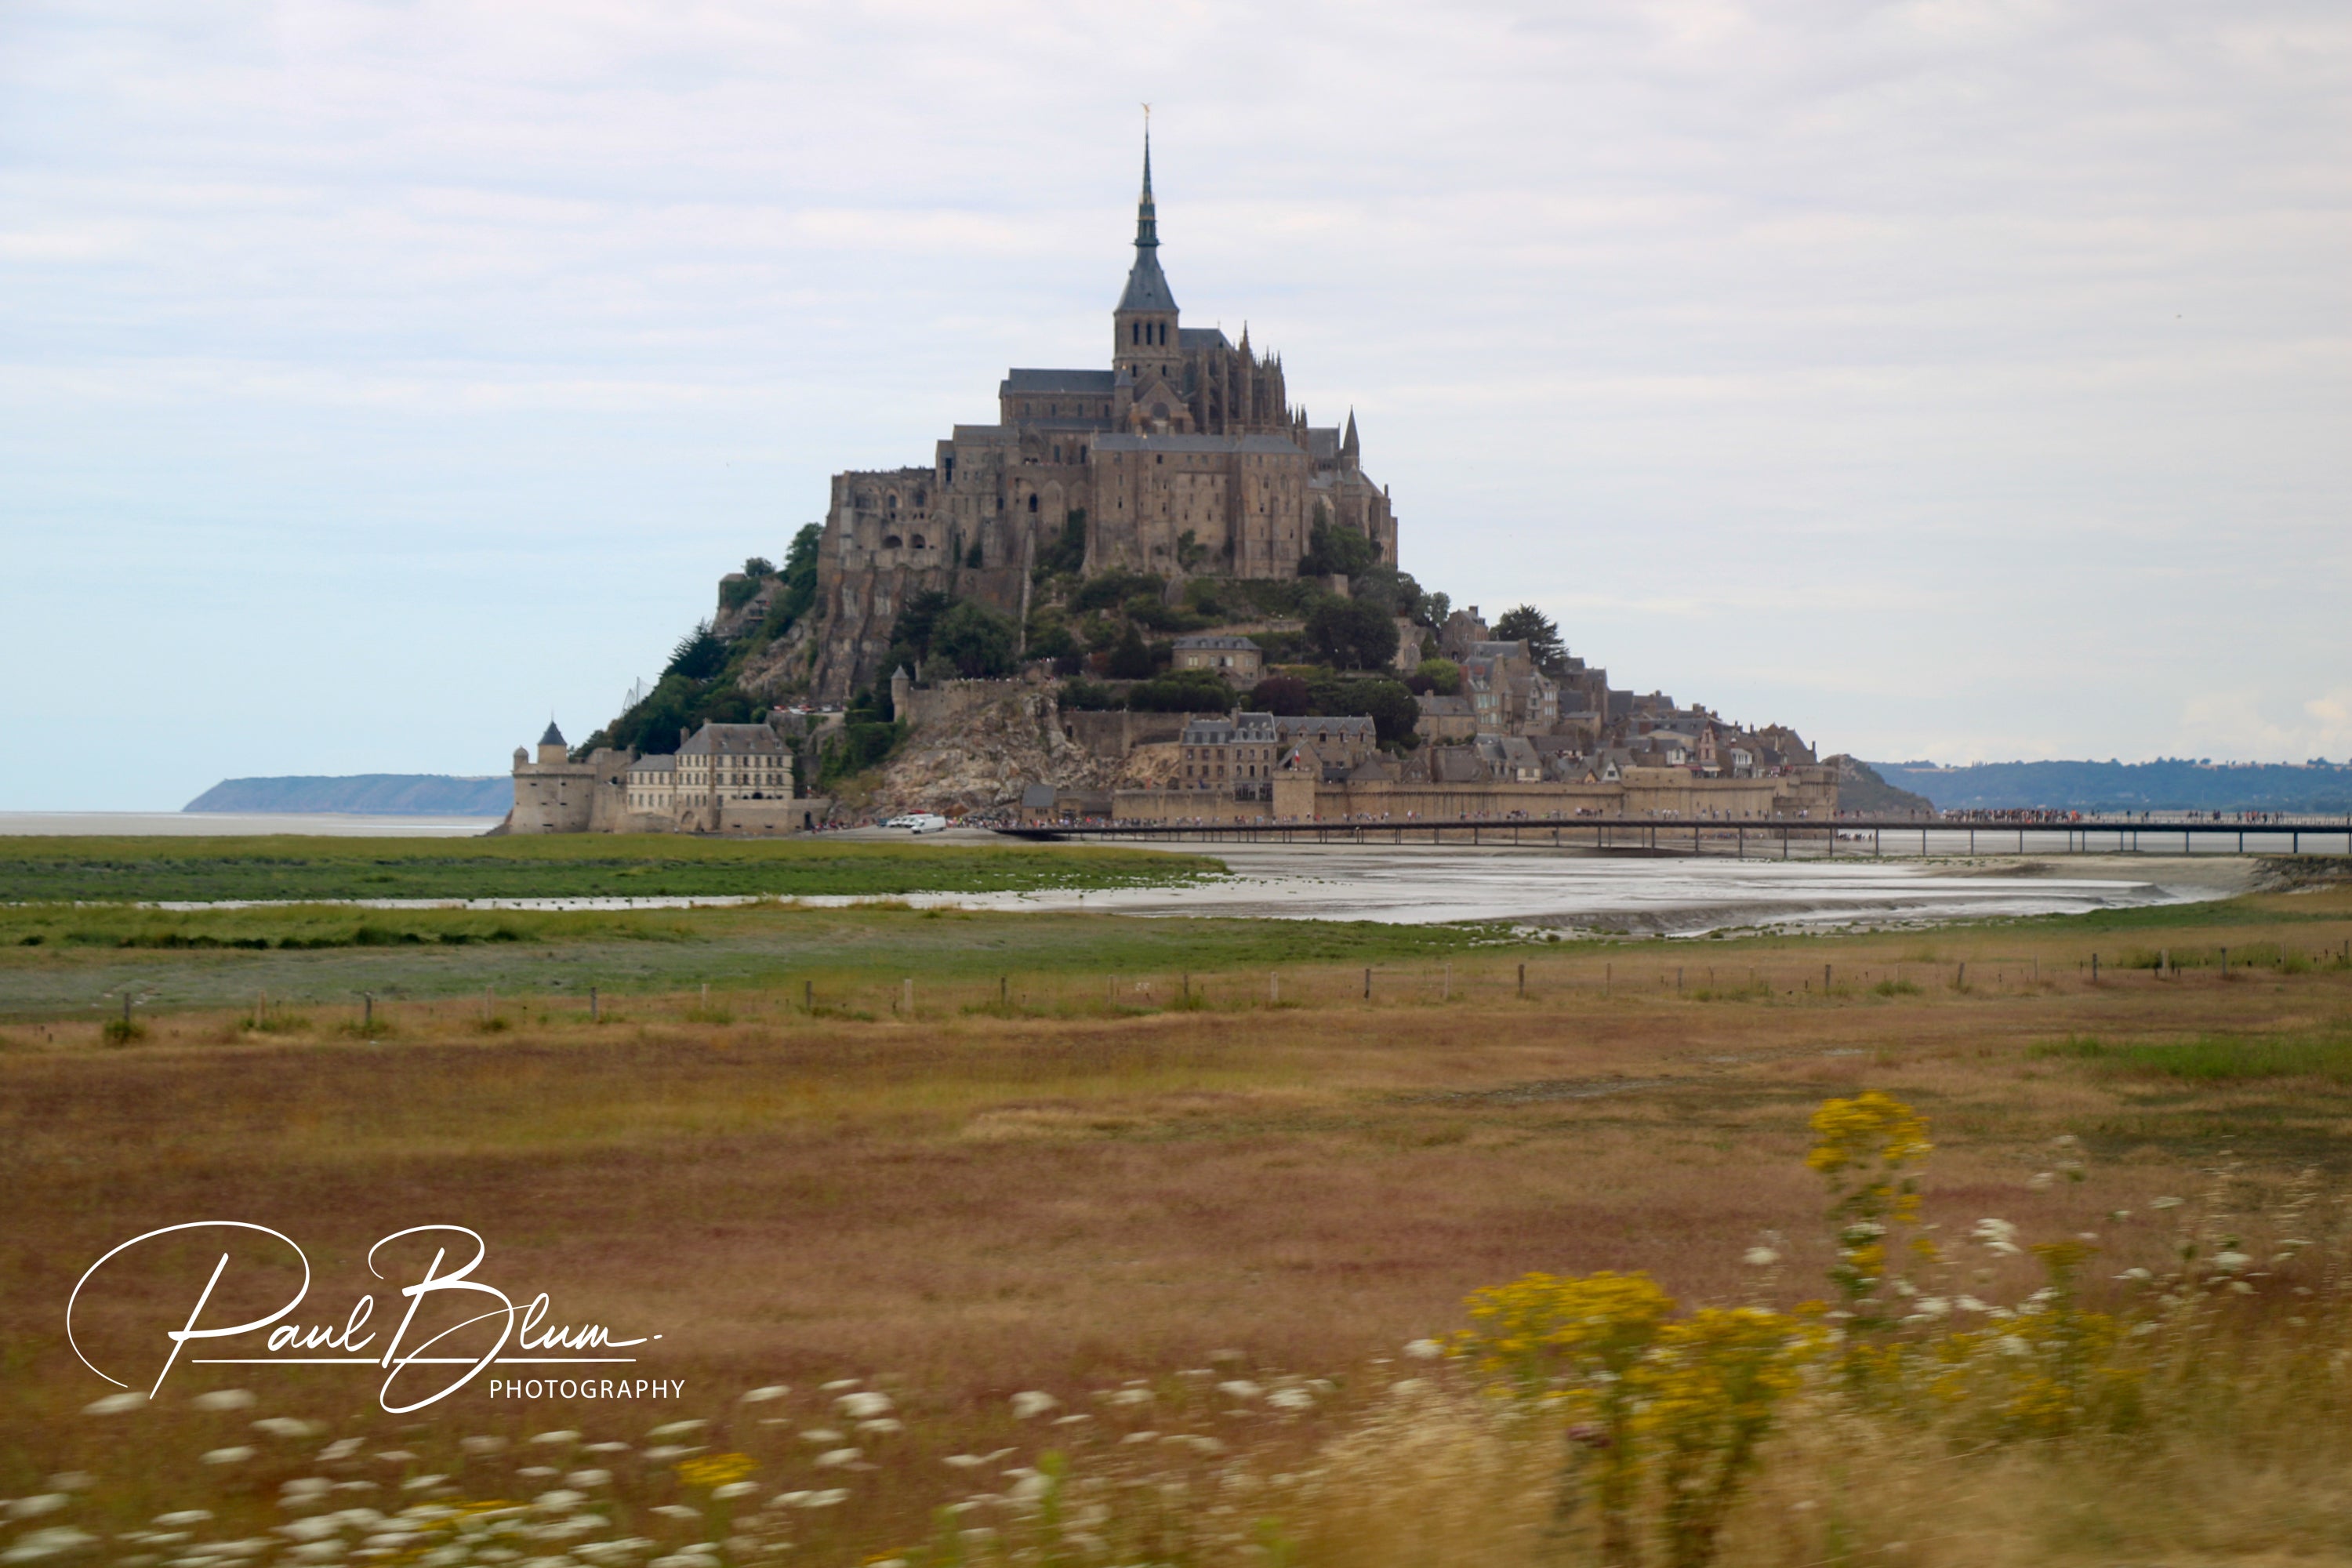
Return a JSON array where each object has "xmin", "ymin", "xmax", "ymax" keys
[{"xmin": 1116, "ymin": 132, "xmax": 1178, "ymax": 313}]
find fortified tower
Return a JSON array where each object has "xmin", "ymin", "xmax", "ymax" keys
[{"xmin": 804, "ymin": 136, "xmax": 1399, "ymax": 701}]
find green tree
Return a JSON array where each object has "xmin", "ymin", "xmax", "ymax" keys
[
  {"xmin": 1124, "ymin": 670, "xmax": 1239, "ymax": 713},
  {"xmin": 1298, "ymin": 510, "xmax": 1381, "ymax": 577},
  {"xmin": 1024, "ymin": 608, "xmax": 1076, "ymax": 663},
  {"xmin": 1033, "ymin": 509, "xmax": 1088, "ymax": 579},
  {"xmin": 930, "ymin": 600, "xmax": 1018, "ymax": 678},
  {"xmin": 1493, "ymin": 604, "xmax": 1569, "ymax": 675},
  {"xmin": 1249, "ymin": 673, "xmax": 1312, "ymax": 717},
  {"xmin": 760, "ymin": 523, "xmax": 823, "ymax": 638},
  {"xmin": 1058, "ymin": 678, "xmax": 1121, "ymax": 711},
  {"xmin": 1348, "ymin": 679, "xmax": 1421, "ymax": 746},
  {"xmin": 664, "ymin": 622, "xmax": 728, "ymax": 681},
  {"xmin": 1106, "ymin": 622, "xmax": 1156, "ymax": 680},
  {"xmin": 1413, "ymin": 656, "xmax": 1462, "ymax": 695},
  {"xmin": 1307, "ymin": 597, "xmax": 1400, "ymax": 670}
]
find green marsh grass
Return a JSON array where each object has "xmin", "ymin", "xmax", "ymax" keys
[
  {"xmin": 2034, "ymin": 1024, "xmax": 2352, "ymax": 1080},
  {"xmin": 0, "ymin": 832, "xmax": 1223, "ymax": 903}
]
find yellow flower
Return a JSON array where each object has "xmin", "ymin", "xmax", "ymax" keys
[
  {"xmin": 677, "ymin": 1452, "xmax": 757, "ymax": 1490},
  {"xmin": 1806, "ymin": 1091, "xmax": 1932, "ymax": 1177}
]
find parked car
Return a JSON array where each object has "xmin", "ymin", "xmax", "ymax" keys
[
  {"xmin": 880, "ymin": 814, "xmax": 918, "ymax": 829},
  {"xmin": 905, "ymin": 813, "xmax": 949, "ymax": 834}
]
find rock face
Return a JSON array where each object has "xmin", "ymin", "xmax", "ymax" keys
[
  {"xmin": 863, "ymin": 688, "xmax": 1109, "ymax": 817},
  {"xmin": 862, "ymin": 687, "xmax": 1203, "ymax": 816}
]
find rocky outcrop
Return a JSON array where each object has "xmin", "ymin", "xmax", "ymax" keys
[
  {"xmin": 860, "ymin": 686, "xmax": 1210, "ymax": 815},
  {"xmin": 863, "ymin": 688, "xmax": 1110, "ymax": 817}
]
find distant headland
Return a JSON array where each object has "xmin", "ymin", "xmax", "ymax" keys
[{"xmin": 183, "ymin": 775, "xmax": 514, "ymax": 816}]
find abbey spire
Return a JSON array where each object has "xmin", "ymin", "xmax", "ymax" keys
[{"xmin": 1113, "ymin": 129, "xmax": 1180, "ymax": 378}]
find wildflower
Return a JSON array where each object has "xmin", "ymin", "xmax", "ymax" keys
[
  {"xmin": 82, "ymin": 1392, "xmax": 145, "ymax": 1415},
  {"xmin": 1743, "ymin": 1247, "xmax": 1780, "ymax": 1267},
  {"xmin": 1010, "ymin": 1391, "xmax": 1059, "ymax": 1419},
  {"xmin": 375, "ymin": 1450, "xmax": 417, "ymax": 1463},
  {"xmin": 739, "ymin": 1386, "xmax": 789, "ymax": 1404},
  {"xmin": 819, "ymin": 1379, "xmax": 862, "ymax": 1392},
  {"xmin": 6, "ymin": 1497, "xmax": 67, "ymax": 1521},
  {"xmin": 711, "ymin": 1483, "xmax": 757, "ymax": 1502},
  {"xmin": 0, "ymin": 1527, "xmax": 97, "ymax": 1562},
  {"xmin": 1087, "ymin": 1382, "xmax": 1152, "ymax": 1410},
  {"xmin": 1806, "ymin": 1091, "xmax": 1931, "ymax": 1176},
  {"xmin": 1402, "ymin": 1338, "xmax": 1445, "ymax": 1360},
  {"xmin": 192, "ymin": 1389, "xmax": 258, "ymax": 1412},
  {"xmin": 856, "ymin": 1417, "xmax": 902, "ymax": 1435},
  {"xmin": 942, "ymin": 1456, "xmax": 985, "ymax": 1469},
  {"xmin": 2027, "ymin": 1171, "xmax": 2055, "ymax": 1191},
  {"xmin": 202, "ymin": 1446, "xmax": 256, "ymax": 1465},
  {"xmin": 458, "ymin": 1436, "xmax": 506, "ymax": 1455},
  {"xmin": 2215, "ymin": 1250, "xmax": 2252, "ymax": 1273},
  {"xmin": 1971, "ymin": 1218, "xmax": 2023, "ymax": 1257},
  {"xmin": 533, "ymin": 1491, "xmax": 586, "ymax": 1511},
  {"xmin": 834, "ymin": 1391, "xmax": 891, "ymax": 1420},
  {"xmin": 795, "ymin": 1491, "xmax": 848, "ymax": 1509},
  {"xmin": 1265, "ymin": 1387, "xmax": 1314, "ymax": 1411},
  {"xmin": 1955, "ymin": 1294, "xmax": 1988, "ymax": 1312},
  {"xmin": 648, "ymin": 1420, "xmax": 708, "ymax": 1441},
  {"xmin": 530, "ymin": 1431, "xmax": 583, "ymax": 1446},
  {"xmin": 677, "ymin": 1454, "xmax": 756, "ymax": 1490},
  {"xmin": 2151, "ymin": 1196, "xmax": 2184, "ymax": 1210},
  {"xmin": 153, "ymin": 1513, "xmax": 213, "ymax": 1528},
  {"xmin": 1216, "ymin": 1380, "xmax": 1262, "ymax": 1400},
  {"xmin": 799, "ymin": 1429, "xmax": 843, "ymax": 1444},
  {"xmin": 256, "ymin": 1417, "xmax": 322, "ymax": 1439},
  {"xmin": 812, "ymin": 1449, "xmax": 859, "ymax": 1468},
  {"xmin": 278, "ymin": 1479, "xmax": 333, "ymax": 1504},
  {"xmin": 651, "ymin": 1504, "xmax": 703, "ymax": 1521},
  {"xmin": 565, "ymin": 1470, "xmax": 612, "ymax": 1488}
]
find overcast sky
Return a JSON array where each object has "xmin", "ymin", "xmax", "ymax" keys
[{"xmin": 3, "ymin": 0, "xmax": 2347, "ymax": 809}]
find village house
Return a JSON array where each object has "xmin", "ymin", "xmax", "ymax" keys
[{"xmin": 1171, "ymin": 633, "xmax": 1263, "ymax": 685}]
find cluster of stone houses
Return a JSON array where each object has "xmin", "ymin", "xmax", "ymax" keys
[{"xmin": 1166, "ymin": 604, "xmax": 1819, "ymax": 799}]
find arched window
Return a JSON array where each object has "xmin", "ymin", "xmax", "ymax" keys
[
  {"xmin": 910, "ymin": 533, "xmax": 927, "ymax": 549},
  {"xmin": 1027, "ymin": 494, "xmax": 1040, "ymax": 513},
  {"xmin": 883, "ymin": 534, "xmax": 902, "ymax": 549}
]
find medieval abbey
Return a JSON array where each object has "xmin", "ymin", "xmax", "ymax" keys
[
  {"xmin": 511, "ymin": 138, "xmax": 1844, "ymax": 834},
  {"xmin": 808, "ymin": 138, "xmax": 1397, "ymax": 702}
]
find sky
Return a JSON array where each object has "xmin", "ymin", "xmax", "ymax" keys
[{"xmin": 2, "ymin": 0, "xmax": 2347, "ymax": 810}]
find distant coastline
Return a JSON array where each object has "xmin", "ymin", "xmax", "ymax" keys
[{"xmin": 183, "ymin": 774, "xmax": 514, "ymax": 816}]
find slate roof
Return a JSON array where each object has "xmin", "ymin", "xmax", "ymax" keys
[
  {"xmin": 540, "ymin": 721, "xmax": 565, "ymax": 746},
  {"xmin": 677, "ymin": 721, "xmax": 791, "ymax": 757},
  {"xmin": 1174, "ymin": 634, "xmax": 1261, "ymax": 652},
  {"xmin": 1118, "ymin": 247, "xmax": 1178, "ymax": 314},
  {"xmin": 1002, "ymin": 368, "xmax": 1117, "ymax": 394},
  {"xmin": 1094, "ymin": 434, "xmax": 1303, "ymax": 456},
  {"xmin": 1178, "ymin": 327, "xmax": 1232, "ymax": 351}
]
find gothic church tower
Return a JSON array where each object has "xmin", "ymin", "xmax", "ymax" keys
[{"xmin": 1112, "ymin": 135, "xmax": 1183, "ymax": 397}]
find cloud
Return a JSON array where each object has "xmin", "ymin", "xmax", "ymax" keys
[{"xmin": 1, "ymin": 0, "xmax": 2347, "ymax": 805}]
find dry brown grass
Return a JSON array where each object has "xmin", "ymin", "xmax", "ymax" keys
[{"xmin": 4, "ymin": 887, "xmax": 2351, "ymax": 1562}]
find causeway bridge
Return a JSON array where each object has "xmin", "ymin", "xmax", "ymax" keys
[{"xmin": 993, "ymin": 815, "xmax": 2352, "ymax": 858}]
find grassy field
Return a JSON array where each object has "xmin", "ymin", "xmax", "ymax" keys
[
  {"xmin": 4, "ymin": 883, "xmax": 2352, "ymax": 1565},
  {"xmin": 0, "ymin": 833, "xmax": 1221, "ymax": 903}
]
